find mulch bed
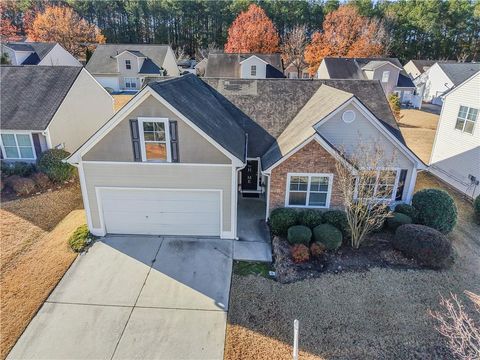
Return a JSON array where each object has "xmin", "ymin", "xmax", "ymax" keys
[{"xmin": 273, "ymin": 232, "xmax": 421, "ymax": 283}]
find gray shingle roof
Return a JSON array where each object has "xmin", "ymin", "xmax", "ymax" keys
[
  {"xmin": 205, "ymin": 53, "xmax": 284, "ymax": 78},
  {"xmin": 148, "ymin": 74, "xmax": 246, "ymax": 161},
  {"xmin": 437, "ymin": 63, "xmax": 480, "ymax": 85},
  {"xmin": 86, "ymin": 44, "xmax": 170, "ymax": 74},
  {"xmin": 0, "ymin": 66, "xmax": 81, "ymax": 130},
  {"xmin": 4, "ymin": 42, "xmax": 56, "ymax": 65},
  {"xmin": 410, "ymin": 59, "xmax": 457, "ymax": 74}
]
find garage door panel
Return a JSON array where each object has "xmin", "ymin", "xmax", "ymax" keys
[{"xmin": 99, "ymin": 188, "xmax": 221, "ymax": 236}]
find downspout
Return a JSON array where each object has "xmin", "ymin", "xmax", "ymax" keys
[{"xmin": 233, "ymin": 133, "xmax": 248, "ymax": 240}]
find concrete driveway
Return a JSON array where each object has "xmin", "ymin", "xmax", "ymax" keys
[{"xmin": 8, "ymin": 236, "xmax": 233, "ymax": 360}]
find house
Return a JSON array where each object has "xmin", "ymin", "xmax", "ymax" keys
[
  {"xmin": 86, "ymin": 44, "xmax": 180, "ymax": 92},
  {"xmin": 284, "ymin": 62, "xmax": 311, "ymax": 79},
  {"xmin": 0, "ymin": 42, "xmax": 81, "ymax": 66},
  {"xmin": 67, "ymin": 74, "xmax": 425, "ymax": 239},
  {"xmin": 414, "ymin": 62, "xmax": 480, "ymax": 105},
  {"xmin": 317, "ymin": 57, "xmax": 418, "ymax": 107},
  {"xmin": 204, "ymin": 52, "xmax": 285, "ymax": 79},
  {"xmin": 177, "ymin": 58, "xmax": 197, "ymax": 75},
  {"xmin": 429, "ymin": 71, "xmax": 480, "ymax": 199},
  {"xmin": 0, "ymin": 66, "xmax": 114, "ymax": 162},
  {"xmin": 403, "ymin": 59, "xmax": 456, "ymax": 80},
  {"xmin": 195, "ymin": 58, "xmax": 207, "ymax": 76}
]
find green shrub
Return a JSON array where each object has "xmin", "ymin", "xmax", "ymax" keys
[
  {"xmin": 474, "ymin": 195, "xmax": 480, "ymax": 224},
  {"xmin": 310, "ymin": 242, "xmax": 326, "ymax": 258},
  {"xmin": 1, "ymin": 161, "xmax": 36, "ymax": 177},
  {"xmin": 387, "ymin": 212, "xmax": 412, "ymax": 231},
  {"xmin": 298, "ymin": 209, "xmax": 323, "ymax": 229},
  {"xmin": 68, "ymin": 225, "xmax": 93, "ymax": 252},
  {"xmin": 392, "ymin": 224, "xmax": 453, "ymax": 269},
  {"xmin": 269, "ymin": 208, "xmax": 298, "ymax": 236},
  {"xmin": 394, "ymin": 203, "xmax": 418, "ymax": 223},
  {"xmin": 37, "ymin": 149, "xmax": 75, "ymax": 183},
  {"xmin": 290, "ymin": 244, "xmax": 310, "ymax": 263},
  {"xmin": 312, "ymin": 223, "xmax": 343, "ymax": 250},
  {"xmin": 287, "ymin": 225, "xmax": 312, "ymax": 245},
  {"xmin": 412, "ymin": 189, "xmax": 457, "ymax": 234},
  {"xmin": 322, "ymin": 210, "xmax": 349, "ymax": 236}
]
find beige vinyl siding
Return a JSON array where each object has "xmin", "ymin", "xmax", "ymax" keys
[
  {"xmin": 83, "ymin": 95, "xmax": 230, "ymax": 164},
  {"xmin": 429, "ymin": 72, "xmax": 480, "ymax": 198},
  {"xmin": 162, "ymin": 47, "xmax": 181, "ymax": 76},
  {"xmin": 371, "ymin": 63, "xmax": 400, "ymax": 96},
  {"xmin": 316, "ymin": 60, "xmax": 330, "ymax": 79},
  {"xmin": 47, "ymin": 69, "xmax": 114, "ymax": 153},
  {"xmin": 403, "ymin": 61, "xmax": 421, "ymax": 80},
  {"xmin": 82, "ymin": 162, "xmax": 232, "ymax": 232}
]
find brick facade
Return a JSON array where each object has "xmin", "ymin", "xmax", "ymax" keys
[{"xmin": 268, "ymin": 139, "xmax": 344, "ymax": 213}]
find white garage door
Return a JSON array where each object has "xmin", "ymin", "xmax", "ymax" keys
[{"xmin": 99, "ymin": 188, "xmax": 221, "ymax": 236}]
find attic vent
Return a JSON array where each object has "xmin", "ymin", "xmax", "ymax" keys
[
  {"xmin": 342, "ymin": 110, "xmax": 356, "ymax": 123},
  {"xmin": 219, "ymin": 80, "xmax": 257, "ymax": 95}
]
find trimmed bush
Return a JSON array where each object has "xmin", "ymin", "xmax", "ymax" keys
[
  {"xmin": 322, "ymin": 210, "xmax": 349, "ymax": 236},
  {"xmin": 37, "ymin": 149, "xmax": 75, "ymax": 183},
  {"xmin": 392, "ymin": 224, "xmax": 453, "ymax": 269},
  {"xmin": 412, "ymin": 189, "xmax": 457, "ymax": 234},
  {"xmin": 9, "ymin": 177, "xmax": 36, "ymax": 196},
  {"xmin": 31, "ymin": 172, "xmax": 51, "ymax": 189},
  {"xmin": 387, "ymin": 212, "xmax": 412, "ymax": 231},
  {"xmin": 474, "ymin": 195, "xmax": 480, "ymax": 224},
  {"xmin": 310, "ymin": 242, "xmax": 326, "ymax": 258},
  {"xmin": 298, "ymin": 209, "xmax": 323, "ymax": 229},
  {"xmin": 269, "ymin": 207, "xmax": 298, "ymax": 236},
  {"xmin": 394, "ymin": 203, "xmax": 418, "ymax": 223},
  {"xmin": 68, "ymin": 225, "xmax": 93, "ymax": 252},
  {"xmin": 312, "ymin": 223, "xmax": 343, "ymax": 250},
  {"xmin": 290, "ymin": 244, "xmax": 310, "ymax": 263},
  {"xmin": 287, "ymin": 225, "xmax": 312, "ymax": 245},
  {"xmin": 1, "ymin": 161, "xmax": 36, "ymax": 177}
]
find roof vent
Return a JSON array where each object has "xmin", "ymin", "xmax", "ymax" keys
[{"xmin": 342, "ymin": 110, "xmax": 356, "ymax": 123}]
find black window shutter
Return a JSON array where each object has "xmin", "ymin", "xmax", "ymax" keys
[
  {"xmin": 32, "ymin": 133, "xmax": 42, "ymax": 158},
  {"xmin": 129, "ymin": 119, "xmax": 142, "ymax": 162},
  {"xmin": 169, "ymin": 121, "xmax": 179, "ymax": 162},
  {"xmin": 395, "ymin": 169, "xmax": 408, "ymax": 201}
]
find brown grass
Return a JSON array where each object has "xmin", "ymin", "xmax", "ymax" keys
[
  {"xmin": 398, "ymin": 109, "xmax": 440, "ymax": 164},
  {"xmin": 0, "ymin": 184, "xmax": 85, "ymax": 359},
  {"xmin": 113, "ymin": 94, "xmax": 134, "ymax": 112}
]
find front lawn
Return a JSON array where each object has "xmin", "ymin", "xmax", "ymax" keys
[
  {"xmin": 224, "ymin": 172, "xmax": 480, "ymax": 359},
  {"xmin": 0, "ymin": 183, "xmax": 85, "ymax": 359}
]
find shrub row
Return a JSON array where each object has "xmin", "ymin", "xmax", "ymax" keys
[
  {"xmin": 287, "ymin": 223, "xmax": 342, "ymax": 251},
  {"xmin": 290, "ymin": 242, "xmax": 326, "ymax": 264}
]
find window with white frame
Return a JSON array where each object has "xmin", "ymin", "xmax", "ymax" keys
[
  {"xmin": 286, "ymin": 173, "xmax": 333, "ymax": 208},
  {"xmin": 125, "ymin": 59, "xmax": 131, "ymax": 70},
  {"xmin": 124, "ymin": 77, "xmax": 137, "ymax": 89},
  {"xmin": 381, "ymin": 71, "xmax": 390, "ymax": 83},
  {"xmin": 250, "ymin": 65, "xmax": 257, "ymax": 76},
  {"xmin": 455, "ymin": 105, "xmax": 478, "ymax": 134},
  {"xmin": 139, "ymin": 118, "xmax": 170, "ymax": 162},
  {"xmin": 0, "ymin": 133, "xmax": 35, "ymax": 159},
  {"xmin": 358, "ymin": 169, "xmax": 398, "ymax": 201}
]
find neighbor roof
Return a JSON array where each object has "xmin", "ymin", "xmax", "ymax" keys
[
  {"xmin": 410, "ymin": 59, "xmax": 457, "ymax": 73},
  {"xmin": 437, "ymin": 63, "xmax": 480, "ymax": 85},
  {"xmin": 205, "ymin": 53, "xmax": 284, "ymax": 78},
  {"xmin": 86, "ymin": 44, "xmax": 171, "ymax": 74},
  {"xmin": 3, "ymin": 42, "xmax": 57, "ymax": 65},
  {"xmin": 0, "ymin": 66, "xmax": 82, "ymax": 130}
]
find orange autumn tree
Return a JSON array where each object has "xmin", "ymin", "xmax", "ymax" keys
[
  {"xmin": 27, "ymin": 6, "xmax": 106, "ymax": 58},
  {"xmin": 304, "ymin": 5, "xmax": 386, "ymax": 74},
  {"xmin": 225, "ymin": 4, "xmax": 279, "ymax": 53}
]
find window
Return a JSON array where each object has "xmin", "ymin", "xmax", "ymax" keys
[
  {"xmin": 125, "ymin": 59, "xmax": 131, "ymax": 70},
  {"xmin": 286, "ymin": 173, "xmax": 333, "ymax": 208},
  {"xmin": 382, "ymin": 71, "xmax": 390, "ymax": 83},
  {"xmin": 139, "ymin": 118, "xmax": 170, "ymax": 162},
  {"xmin": 302, "ymin": 72, "xmax": 309, "ymax": 79},
  {"xmin": 124, "ymin": 77, "xmax": 137, "ymax": 88},
  {"xmin": 455, "ymin": 105, "xmax": 478, "ymax": 134},
  {"xmin": 358, "ymin": 169, "xmax": 398, "ymax": 201},
  {"xmin": 250, "ymin": 65, "xmax": 256, "ymax": 76},
  {"xmin": 0, "ymin": 133, "xmax": 35, "ymax": 159}
]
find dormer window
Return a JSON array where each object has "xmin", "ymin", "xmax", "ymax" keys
[
  {"xmin": 125, "ymin": 59, "xmax": 131, "ymax": 70},
  {"xmin": 382, "ymin": 71, "xmax": 390, "ymax": 83},
  {"xmin": 251, "ymin": 65, "xmax": 257, "ymax": 76}
]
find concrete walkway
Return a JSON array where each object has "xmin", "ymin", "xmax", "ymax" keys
[{"xmin": 8, "ymin": 236, "xmax": 232, "ymax": 360}]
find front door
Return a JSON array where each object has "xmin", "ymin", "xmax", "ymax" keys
[{"xmin": 241, "ymin": 159, "xmax": 259, "ymax": 191}]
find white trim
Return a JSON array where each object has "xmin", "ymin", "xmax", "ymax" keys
[
  {"xmin": 265, "ymin": 174, "xmax": 271, "ymax": 219},
  {"xmin": 405, "ymin": 167, "xmax": 417, "ymax": 203},
  {"xmin": 442, "ymin": 71, "xmax": 480, "ymax": 98},
  {"xmin": 137, "ymin": 117, "xmax": 172, "ymax": 162},
  {"xmin": 0, "ymin": 131, "xmax": 37, "ymax": 160},
  {"xmin": 285, "ymin": 173, "xmax": 334, "ymax": 209},
  {"xmin": 78, "ymin": 161, "xmax": 95, "ymax": 232},
  {"xmin": 239, "ymin": 55, "xmax": 269, "ymax": 65},
  {"xmin": 95, "ymin": 187, "xmax": 225, "ymax": 238},
  {"xmin": 81, "ymin": 160, "xmax": 232, "ymax": 167},
  {"xmin": 354, "ymin": 167, "xmax": 401, "ymax": 202},
  {"xmin": 232, "ymin": 165, "xmax": 239, "ymax": 240},
  {"xmin": 114, "ymin": 50, "xmax": 146, "ymax": 58}
]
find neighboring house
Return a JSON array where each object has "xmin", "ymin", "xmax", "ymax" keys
[
  {"xmin": 86, "ymin": 44, "xmax": 180, "ymax": 92},
  {"xmin": 317, "ymin": 57, "xmax": 418, "ymax": 107},
  {"xmin": 177, "ymin": 58, "xmax": 196, "ymax": 75},
  {"xmin": 414, "ymin": 62, "xmax": 480, "ymax": 105},
  {"xmin": 0, "ymin": 66, "xmax": 114, "ymax": 162},
  {"xmin": 403, "ymin": 59, "xmax": 456, "ymax": 80},
  {"xmin": 204, "ymin": 53, "xmax": 284, "ymax": 79},
  {"xmin": 284, "ymin": 62, "xmax": 311, "ymax": 79},
  {"xmin": 195, "ymin": 58, "xmax": 207, "ymax": 77},
  {"xmin": 0, "ymin": 42, "xmax": 81, "ymax": 66},
  {"xmin": 67, "ymin": 74, "xmax": 424, "ymax": 239},
  {"xmin": 429, "ymin": 71, "xmax": 480, "ymax": 199}
]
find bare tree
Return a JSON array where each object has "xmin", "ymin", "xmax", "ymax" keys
[
  {"xmin": 174, "ymin": 45, "xmax": 189, "ymax": 62},
  {"xmin": 196, "ymin": 42, "xmax": 219, "ymax": 61},
  {"xmin": 282, "ymin": 25, "xmax": 308, "ymax": 78},
  {"xmin": 430, "ymin": 291, "xmax": 480, "ymax": 360},
  {"xmin": 335, "ymin": 141, "xmax": 396, "ymax": 248}
]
